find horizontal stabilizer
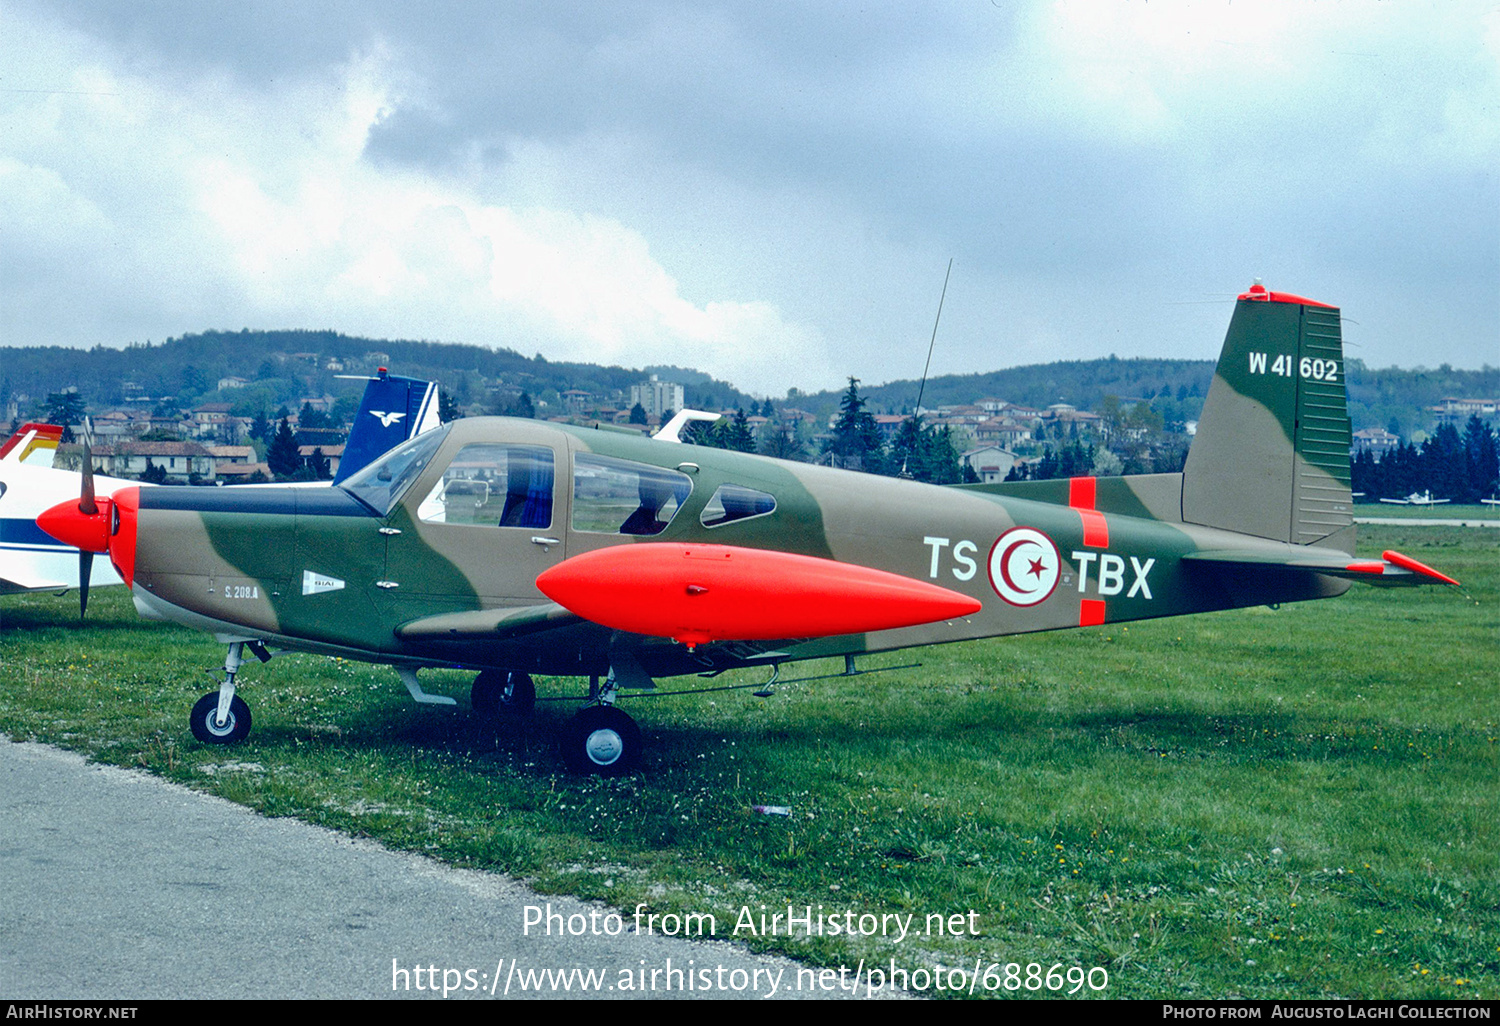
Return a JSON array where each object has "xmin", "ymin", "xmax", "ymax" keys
[
  {"xmin": 1183, "ymin": 547, "xmax": 1459, "ymax": 587},
  {"xmin": 0, "ymin": 571, "xmax": 70, "ymax": 593},
  {"xmin": 395, "ymin": 602, "xmax": 581, "ymax": 640}
]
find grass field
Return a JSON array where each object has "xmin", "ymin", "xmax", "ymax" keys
[
  {"xmin": 1354, "ymin": 504, "xmax": 1500, "ymax": 521},
  {"xmin": 1, "ymin": 523, "xmax": 1494, "ymax": 1000}
]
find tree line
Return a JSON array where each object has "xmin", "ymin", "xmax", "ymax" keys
[{"xmin": 1351, "ymin": 416, "xmax": 1499, "ymax": 503}]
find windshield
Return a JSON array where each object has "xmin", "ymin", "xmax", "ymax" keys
[{"xmin": 339, "ymin": 425, "xmax": 451, "ymax": 515}]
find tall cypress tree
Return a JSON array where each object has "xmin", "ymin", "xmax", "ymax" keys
[
  {"xmin": 824, "ymin": 377, "xmax": 884, "ymax": 472},
  {"xmin": 267, "ymin": 417, "xmax": 300, "ymax": 480}
]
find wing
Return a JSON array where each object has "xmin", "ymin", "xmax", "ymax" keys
[{"xmin": 394, "ymin": 602, "xmax": 584, "ymax": 641}]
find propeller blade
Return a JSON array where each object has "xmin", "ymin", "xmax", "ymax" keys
[
  {"xmin": 78, "ymin": 550, "xmax": 93, "ymax": 618},
  {"xmin": 79, "ymin": 417, "xmax": 97, "ymax": 516}
]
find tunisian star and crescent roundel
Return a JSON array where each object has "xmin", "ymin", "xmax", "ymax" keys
[{"xmin": 987, "ymin": 527, "xmax": 1061, "ymax": 607}]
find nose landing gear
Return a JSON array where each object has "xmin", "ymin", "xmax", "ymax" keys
[{"xmin": 562, "ymin": 704, "xmax": 641, "ymax": 775}]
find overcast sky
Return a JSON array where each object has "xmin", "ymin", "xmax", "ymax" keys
[{"xmin": 3, "ymin": 1, "xmax": 1496, "ymax": 396}]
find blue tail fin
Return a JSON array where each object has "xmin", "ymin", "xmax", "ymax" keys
[{"xmin": 333, "ymin": 370, "xmax": 442, "ymax": 484}]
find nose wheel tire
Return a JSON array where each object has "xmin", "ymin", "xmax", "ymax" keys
[
  {"xmin": 190, "ymin": 693, "xmax": 252, "ymax": 745},
  {"xmin": 562, "ymin": 705, "xmax": 641, "ymax": 775},
  {"xmin": 471, "ymin": 670, "xmax": 536, "ymax": 718}
]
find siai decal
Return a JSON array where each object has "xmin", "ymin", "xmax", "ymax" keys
[{"xmin": 302, "ymin": 570, "xmax": 346, "ymax": 596}]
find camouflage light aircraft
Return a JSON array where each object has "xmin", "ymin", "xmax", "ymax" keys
[{"xmin": 36, "ymin": 284, "xmax": 1458, "ymax": 774}]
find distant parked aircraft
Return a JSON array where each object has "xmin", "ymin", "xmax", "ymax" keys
[
  {"xmin": 1378, "ymin": 491, "xmax": 1451, "ymax": 506},
  {"xmin": 1, "ymin": 370, "xmax": 440, "ymax": 607}
]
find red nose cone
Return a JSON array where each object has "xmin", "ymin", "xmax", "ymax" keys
[{"xmin": 37, "ymin": 497, "xmax": 112, "ymax": 554}]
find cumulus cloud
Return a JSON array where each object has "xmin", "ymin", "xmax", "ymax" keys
[
  {"xmin": 0, "ymin": 9, "xmax": 835, "ymax": 395},
  {"xmin": 2, "ymin": 1, "xmax": 1496, "ymax": 396}
]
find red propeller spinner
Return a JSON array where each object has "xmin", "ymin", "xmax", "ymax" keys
[{"xmin": 36, "ymin": 486, "xmax": 140, "ymax": 589}]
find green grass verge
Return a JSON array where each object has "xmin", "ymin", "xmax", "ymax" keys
[
  {"xmin": 1353, "ymin": 503, "xmax": 1500, "ymax": 521},
  {"xmin": 1, "ymin": 524, "xmax": 1495, "ymax": 999}
]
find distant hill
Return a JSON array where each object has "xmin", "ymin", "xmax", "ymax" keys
[
  {"xmin": 799, "ymin": 357, "xmax": 1216, "ymax": 416},
  {"xmin": 2, "ymin": 329, "xmax": 1494, "ymax": 436},
  {"xmin": 797, "ymin": 358, "xmax": 1500, "ymax": 437},
  {"xmin": 0, "ymin": 329, "xmax": 759, "ymax": 419}
]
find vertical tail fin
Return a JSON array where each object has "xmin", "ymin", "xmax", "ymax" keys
[
  {"xmin": 1182, "ymin": 285, "xmax": 1354, "ymax": 550},
  {"xmin": 333, "ymin": 369, "xmax": 442, "ymax": 485},
  {"xmin": 0, "ymin": 423, "xmax": 65, "ymax": 467}
]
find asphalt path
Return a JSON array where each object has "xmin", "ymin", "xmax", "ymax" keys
[{"xmin": 0, "ymin": 737, "xmax": 878, "ymax": 1000}]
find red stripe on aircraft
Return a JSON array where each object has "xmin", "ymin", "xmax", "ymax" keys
[
  {"xmin": 1068, "ymin": 476, "xmax": 1109, "ymax": 548},
  {"xmin": 1079, "ymin": 599, "xmax": 1106, "ymax": 627},
  {"xmin": 1068, "ymin": 475, "xmax": 1095, "ymax": 509}
]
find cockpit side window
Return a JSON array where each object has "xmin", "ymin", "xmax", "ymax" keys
[
  {"xmin": 572, "ymin": 453, "xmax": 692, "ymax": 535},
  {"xmin": 417, "ymin": 444, "xmax": 554, "ymax": 529},
  {"xmin": 699, "ymin": 484, "xmax": 777, "ymax": 528},
  {"xmin": 339, "ymin": 425, "xmax": 451, "ymax": 516}
]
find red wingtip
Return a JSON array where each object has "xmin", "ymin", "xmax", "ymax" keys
[{"xmin": 1382, "ymin": 550, "xmax": 1460, "ymax": 587}]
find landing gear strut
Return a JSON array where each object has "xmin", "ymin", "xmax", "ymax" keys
[{"xmin": 471, "ymin": 669, "xmax": 536, "ymax": 717}]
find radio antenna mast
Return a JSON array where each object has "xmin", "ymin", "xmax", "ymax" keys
[
  {"xmin": 914, "ymin": 258, "xmax": 952, "ymax": 419},
  {"xmin": 899, "ymin": 258, "xmax": 953, "ymax": 480}
]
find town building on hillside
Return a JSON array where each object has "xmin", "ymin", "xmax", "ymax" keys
[
  {"xmin": 962, "ymin": 445, "xmax": 1021, "ymax": 484},
  {"xmin": 872, "ymin": 414, "xmax": 909, "ymax": 442},
  {"xmin": 974, "ymin": 417, "xmax": 1034, "ymax": 446},
  {"xmin": 1432, "ymin": 397, "xmax": 1498, "ymax": 423},
  {"xmin": 630, "ymin": 375, "xmax": 684, "ymax": 418},
  {"xmin": 294, "ymin": 426, "xmax": 346, "ymax": 450},
  {"xmin": 214, "ymin": 461, "xmax": 271, "ymax": 482},
  {"xmin": 147, "ymin": 414, "xmax": 186, "ymax": 437},
  {"xmin": 63, "ymin": 441, "xmax": 217, "ymax": 483},
  {"xmin": 935, "ymin": 404, "xmax": 989, "ymax": 424},
  {"xmin": 1353, "ymin": 427, "xmax": 1401, "ymax": 460},
  {"xmin": 192, "ymin": 403, "xmax": 235, "ymax": 438},
  {"xmin": 1042, "ymin": 403, "xmax": 1103, "ymax": 431},
  {"xmin": 207, "ymin": 445, "xmax": 256, "ymax": 466},
  {"xmin": 298, "ymin": 444, "xmax": 345, "ymax": 477},
  {"xmin": 89, "ymin": 411, "xmax": 135, "ymax": 441}
]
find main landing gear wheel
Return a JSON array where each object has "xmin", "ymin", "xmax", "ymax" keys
[
  {"xmin": 190, "ymin": 692, "xmax": 252, "ymax": 745},
  {"xmin": 562, "ymin": 705, "xmax": 641, "ymax": 776},
  {"xmin": 471, "ymin": 670, "xmax": 536, "ymax": 717}
]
